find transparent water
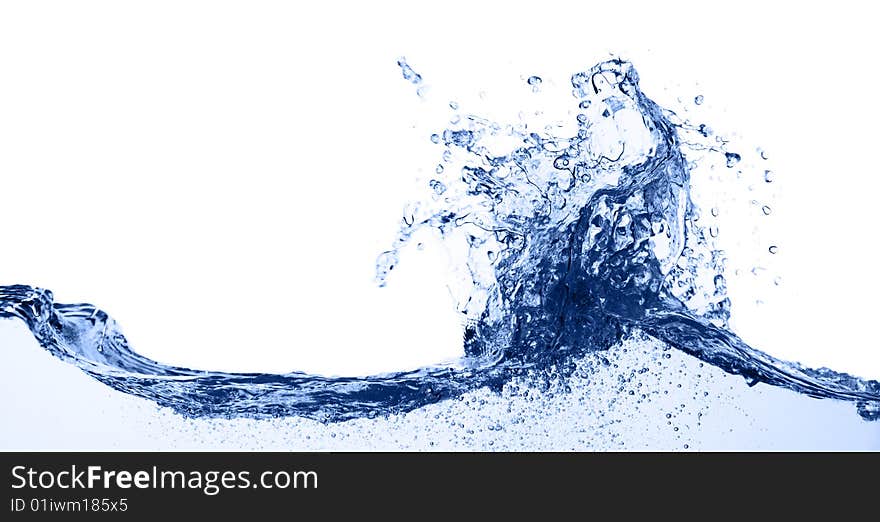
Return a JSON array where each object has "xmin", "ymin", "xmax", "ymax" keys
[{"xmin": 1, "ymin": 60, "xmax": 878, "ymax": 440}]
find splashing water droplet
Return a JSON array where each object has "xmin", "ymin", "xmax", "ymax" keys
[
  {"xmin": 375, "ymin": 251, "xmax": 399, "ymax": 286},
  {"xmin": 527, "ymin": 75, "xmax": 543, "ymax": 93},
  {"xmin": 764, "ymin": 170, "xmax": 774, "ymax": 183},
  {"xmin": 768, "ymin": 245, "xmax": 778, "ymax": 254},
  {"xmin": 725, "ymin": 152, "xmax": 741, "ymax": 168},
  {"xmin": 762, "ymin": 205, "xmax": 772, "ymax": 215},
  {"xmin": 397, "ymin": 57, "xmax": 422, "ymax": 85},
  {"xmin": 694, "ymin": 95, "xmax": 704, "ymax": 105}
]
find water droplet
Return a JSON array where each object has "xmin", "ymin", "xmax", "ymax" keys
[
  {"xmin": 709, "ymin": 226, "xmax": 719, "ymax": 238},
  {"xmin": 429, "ymin": 179, "xmax": 447, "ymax": 195},
  {"xmin": 397, "ymin": 57, "xmax": 422, "ymax": 84},
  {"xmin": 760, "ymin": 150, "xmax": 769, "ymax": 160},
  {"xmin": 725, "ymin": 152, "xmax": 741, "ymax": 168},
  {"xmin": 430, "ymin": 133, "xmax": 440, "ymax": 144},
  {"xmin": 435, "ymin": 164, "xmax": 444, "ymax": 174},
  {"xmin": 710, "ymin": 207, "xmax": 719, "ymax": 217},
  {"xmin": 694, "ymin": 95, "xmax": 704, "ymax": 105},
  {"xmin": 449, "ymin": 101, "xmax": 459, "ymax": 110},
  {"xmin": 761, "ymin": 205, "xmax": 772, "ymax": 215},
  {"xmin": 374, "ymin": 251, "xmax": 399, "ymax": 286},
  {"xmin": 527, "ymin": 75, "xmax": 543, "ymax": 86},
  {"xmin": 764, "ymin": 170, "xmax": 774, "ymax": 183},
  {"xmin": 768, "ymin": 245, "xmax": 778, "ymax": 254}
]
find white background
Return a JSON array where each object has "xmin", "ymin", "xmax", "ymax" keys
[{"xmin": 1, "ymin": 1, "xmax": 878, "ymax": 379}]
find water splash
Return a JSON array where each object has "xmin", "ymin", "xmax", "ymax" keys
[{"xmin": 2, "ymin": 59, "xmax": 878, "ymax": 422}]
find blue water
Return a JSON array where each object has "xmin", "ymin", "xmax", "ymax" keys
[{"xmin": 2, "ymin": 59, "xmax": 878, "ymax": 422}]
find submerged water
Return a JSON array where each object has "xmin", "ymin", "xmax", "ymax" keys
[{"xmin": 1, "ymin": 59, "xmax": 878, "ymax": 422}]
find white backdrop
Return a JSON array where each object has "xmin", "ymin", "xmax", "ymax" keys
[{"xmin": 1, "ymin": 1, "xmax": 878, "ymax": 379}]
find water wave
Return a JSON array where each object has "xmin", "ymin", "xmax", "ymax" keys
[{"xmin": 2, "ymin": 59, "xmax": 878, "ymax": 421}]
